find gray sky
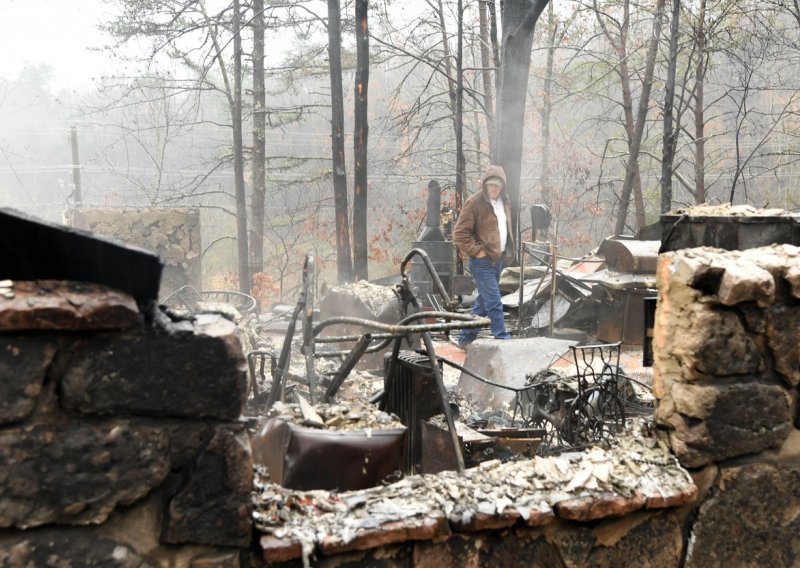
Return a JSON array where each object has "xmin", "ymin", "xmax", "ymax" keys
[{"xmin": 1, "ymin": 0, "xmax": 114, "ymax": 90}]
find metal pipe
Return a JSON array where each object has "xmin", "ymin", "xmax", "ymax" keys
[
  {"xmin": 400, "ymin": 248, "xmax": 456, "ymax": 309},
  {"xmin": 315, "ymin": 333, "xmax": 397, "ymax": 343},
  {"xmin": 267, "ymin": 298, "xmax": 304, "ymax": 409},
  {"xmin": 312, "ymin": 312, "xmax": 489, "ymax": 337},
  {"xmin": 516, "ymin": 235, "xmax": 526, "ymax": 334},
  {"xmin": 420, "ymin": 329, "xmax": 465, "ymax": 472},
  {"xmin": 314, "ymin": 307, "xmax": 489, "ymax": 344},
  {"xmin": 314, "ymin": 337, "xmax": 394, "ymax": 358},
  {"xmin": 301, "ymin": 254, "xmax": 318, "ymax": 403}
]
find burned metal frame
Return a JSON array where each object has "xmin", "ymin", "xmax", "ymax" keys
[
  {"xmin": 514, "ymin": 241, "xmax": 593, "ymax": 336},
  {"xmin": 428, "ymin": 340, "xmax": 648, "ymax": 453},
  {"xmin": 162, "ymin": 285, "xmax": 258, "ymax": 316},
  {"xmin": 255, "ymin": 249, "xmax": 490, "ymax": 473},
  {"xmin": 517, "ymin": 342, "xmax": 633, "ymax": 449}
]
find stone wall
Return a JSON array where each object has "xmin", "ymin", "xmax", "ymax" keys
[
  {"xmin": 654, "ymin": 244, "xmax": 800, "ymax": 567},
  {"xmin": 71, "ymin": 208, "xmax": 201, "ymax": 298},
  {"xmin": 0, "ymin": 280, "xmax": 252, "ymax": 567}
]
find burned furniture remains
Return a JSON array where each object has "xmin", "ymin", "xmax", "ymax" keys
[
  {"xmin": 250, "ymin": 249, "xmax": 489, "ymax": 474},
  {"xmin": 162, "ymin": 285, "xmax": 258, "ymax": 320},
  {"xmin": 507, "ymin": 241, "xmax": 594, "ymax": 337}
]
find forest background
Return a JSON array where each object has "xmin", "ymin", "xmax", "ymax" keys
[{"xmin": 1, "ymin": 0, "xmax": 799, "ymax": 305}]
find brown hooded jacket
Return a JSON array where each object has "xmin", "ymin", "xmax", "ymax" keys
[{"xmin": 453, "ymin": 164, "xmax": 515, "ymax": 264}]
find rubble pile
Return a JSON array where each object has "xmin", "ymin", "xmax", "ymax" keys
[
  {"xmin": 329, "ymin": 280, "xmax": 401, "ymax": 315},
  {"xmin": 668, "ymin": 203, "xmax": 797, "ymax": 217},
  {"xmin": 266, "ymin": 401, "xmax": 404, "ymax": 431},
  {"xmin": 252, "ymin": 422, "xmax": 696, "ymax": 564},
  {"xmin": 431, "ymin": 390, "xmax": 516, "ymax": 428}
]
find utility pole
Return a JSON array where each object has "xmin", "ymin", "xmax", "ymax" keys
[{"xmin": 69, "ymin": 126, "xmax": 82, "ymax": 206}]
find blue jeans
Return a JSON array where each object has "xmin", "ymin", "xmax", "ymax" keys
[{"xmin": 459, "ymin": 256, "xmax": 511, "ymax": 344}]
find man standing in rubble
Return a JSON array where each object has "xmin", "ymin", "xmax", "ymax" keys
[{"xmin": 453, "ymin": 164, "xmax": 514, "ymax": 347}]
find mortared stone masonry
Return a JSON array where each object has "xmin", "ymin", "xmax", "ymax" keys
[{"xmin": 0, "ymin": 280, "xmax": 252, "ymax": 566}]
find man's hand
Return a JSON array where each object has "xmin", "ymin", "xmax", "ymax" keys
[{"xmin": 475, "ymin": 250, "xmax": 486, "ymax": 259}]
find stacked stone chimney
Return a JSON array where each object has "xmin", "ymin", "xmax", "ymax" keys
[{"xmin": 654, "ymin": 244, "xmax": 800, "ymax": 566}]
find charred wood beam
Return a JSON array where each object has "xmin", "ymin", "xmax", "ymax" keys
[{"xmin": 323, "ymin": 333, "xmax": 373, "ymax": 402}]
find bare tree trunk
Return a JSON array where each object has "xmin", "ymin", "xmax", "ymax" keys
[
  {"xmin": 494, "ymin": 0, "xmax": 549, "ymax": 240},
  {"xmin": 594, "ymin": 0, "xmax": 646, "ymax": 230},
  {"xmin": 488, "ymin": 0, "xmax": 501, "ymax": 94},
  {"xmin": 620, "ymin": 1, "xmax": 646, "ymax": 229},
  {"xmin": 618, "ymin": 62, "xmax": 645, "ymax": 227},
  {"xmin": 353, "ymin": 0, "xmax": 369, "ymax": 281},
  {"xmin": 661, "ymin": 0, "xmax": 681, "ymax": 213},
  {"xmin": 251, "ymin": 0, "xmax": 266, "ymax": 276},
  {"xmin": 540, "ymin": 0, "xmax": 556, "ymax": 207},
  {"xmin": 436, "ymin": 0, "xmax": 466, "ymax": 232},
  {"xmin": 456, "ymin": 0, "xmax": 466, "ymax": 205},
  {"xmin": 436, "ymin": 0, "xmax": 457, "ymax": 132},
  {"xmin": 200, "ymin": 0, "xmax": 250, "ymax": 291},
  {"xmin": 694, "ymin": 0, "xmax": 707, "ymax": 204},
  {"xmin": 327, "ymin": 0, "xmax": 353, "ymax": 283},
  {"xmin": 232, "ymin": 0, "xmax": 250, "ymax": 292},
  {"xmin": 614, "ymin": 0, "xmax": 666, "ymax": 236},
  {"xmin": 478, "ymin": 0, "xmax": 495, "ymax": 151}
]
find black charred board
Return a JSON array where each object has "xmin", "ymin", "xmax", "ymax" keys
[{"xmin": 0, "ymin": 208, "xmax": 163, "ymax": 306}]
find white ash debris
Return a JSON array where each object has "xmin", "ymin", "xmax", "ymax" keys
[
  {"xmin": 444, "ymin": 389, "xmax": 517, "ymax": 427},
  {"xmin": 196, "ymin": 301, "xmax": 243, "ymax": 322},
  {"xmin": 669, "ymin": 203, "xmax": 795, "ymax": 217},
  {"xmin": 333, "ymin": 369, "xmax": 384, "ymax": 401},
  {"xmin": 281, "ymin": 347, "xmax": 384, "ymax": 401},
  {"xmin": 0, "ymin": 279, "xmax": 14, "ymax": 299},
  {"xmin": 325, "ymin": 280, "xmax": 401, "ymax": 316},
  {"xmin": 252, "ymin": 420, "xmax": 695, "ymax": 558},
  {"xmin": 267, "ymin": 401, "xmax": 404, "ymax": 431},
  {"xmin": 425, "ymin": 407, "xmax": 513, "ymax": 433}
]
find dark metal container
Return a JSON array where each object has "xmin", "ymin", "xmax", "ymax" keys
[
  {"xmin": 382, "ymin": 351, "xmax": 442, "ymax": 472},
  {"xmin": 411, "ymin": 180, "xmax": 454, "ymax": 300},
  {"xmin": 643, "ymin": 297, "xmax": 657, "ymax": 367},
  {"xmin": 660, "ymin": 214, "xmax": 800, "ymax": 253}
]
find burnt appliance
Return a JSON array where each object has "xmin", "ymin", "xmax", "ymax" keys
[
  {"xmin": 381, "ymin": 350, "xmax": 442, "ymax": 472},
  {"xmin": 583, "ymin": 238, "xmax": 659, "ymax": 345}
]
